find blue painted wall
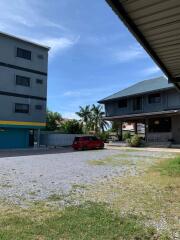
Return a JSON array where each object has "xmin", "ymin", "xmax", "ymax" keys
[{"xmin": 0, "ymin": 128, "xmax": 29, "ymax": 149}]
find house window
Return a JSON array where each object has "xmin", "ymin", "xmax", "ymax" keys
[
  {"xmin": 149, "ymin": 117, "xmax": 171, "ymax": 132},
  {"xmin": 16, "ymin": 75, "xmax": 30, "ymax": 87},
  {"xmin": 118, "ymin": 99, "xmax": 127, "ymax": 108},
  {"xmin": 148, "ymin": 93, "xmax": 161, "ymax": 104},
  {"xmin": 15, "ymin": 103, "xmax": 29, "ymax": 113},
  {"xmin": 36, "ymin": 79, "xmax": 43, "ymax": 84},
  {"xmin": 133, "ymin": 97, "xmax": 142, "ymax": 111},
  {"xmin": 17, "ymin": 47, "xmax": 31, "ymax": 60},
  {"xmin": 37, "ymin": 54, "xmax": 44, "ymax": 60},
  {"xmin": 35, "ymin": 105, "xmax": 43, "ymax": 110}
]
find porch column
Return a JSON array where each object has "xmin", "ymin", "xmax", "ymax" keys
[
  {"xmin": 134, "ymin": 122, "xmax": 138, "ymax": 134},
  {"xmin": 118, "ymin": 121, "xmax": 123, "ymax": 141},
  {"xmin": 37, "ymin": 129, "xmax": 41, "ymax": 148},
  {"xmin": 145, "ymin": 119, "xmax": 148, "ymax": 142}
]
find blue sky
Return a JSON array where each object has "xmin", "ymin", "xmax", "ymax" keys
[{"xmin": 0, "ymin": 0, "xmax": 163, "ymax": 119}]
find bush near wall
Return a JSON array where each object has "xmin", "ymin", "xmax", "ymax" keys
[{"xmin": 127, "ymin": 134, "xmax": 141, "ymax": 147}]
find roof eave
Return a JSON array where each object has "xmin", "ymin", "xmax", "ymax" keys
[
  {"xmin": 0, "ymin": 31, "xmax": 50, "ymax": 51},
  {"xmin": 104, "ymin": 109, "xmax": 180, "ymax": 121},
  {"xmin": 106, "ymin": 0, "xmax": 180, "ymax": 89}
]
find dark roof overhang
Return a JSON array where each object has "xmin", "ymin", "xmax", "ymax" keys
[
  {"xmin": 104, "ymin": 109, "xmax": 180, "ymax": 121},
  {"xmin": 106, "ymin": 0, "xmax": 180, "ymax": 90}
]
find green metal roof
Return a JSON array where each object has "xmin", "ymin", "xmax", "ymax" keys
[{"xmin": 99, "ymin": 76, "xmax": 174, "ymax": 103}]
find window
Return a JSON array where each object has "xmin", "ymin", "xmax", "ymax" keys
[
  {"xmin": 35, "ymin": 105, "xmax": 43, "ymax": 110},
  {"xmin": 16, "ymin": 75, "xmax": 30, "ymax": 87},
  {"xmin": 148, "ymin": 93, "xmax": 161, "ymax": 104},
  {"xmin": 118, "ymin": 99, "xmax": 127, "ymax": 108},
  {"xmin": 133, "ymin": 97, "xmax": 142, "ymax": 111},
  {"xmin": 17, "ymin": 47, "xmax": 31, "ymax": 60},
  {"xmin": 149, "ymin": 117, "xmax": 171, "ymax": 133},
  {"xmin": 36, "ymin": 79, "xmax": 43, "ymax": 84},
  {"xmin": 89, "ymin": 136, "xmax": 98, "ymax": 141},
  {"xmin": 15, "ymin": 103, "xmax": 29, "ymax": 113},
  {"xmin": 37, "ymin": 54, "xmax": 44, "ymax": 60}
]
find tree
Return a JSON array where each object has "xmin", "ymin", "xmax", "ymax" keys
[
  {"xmin": 46, "ymin": 110, "xmax": 62, "ymax": 131},
  {"xmin": 91, "ymin": 104, "xmax": 109, "ymax": 133},
  {"xmin": 61, "ymin": 120, "xmax": 83, "ymax": 134},
  {"xmin": 76, "ymin": 105, "xmax": 92, "ymax": 133}
]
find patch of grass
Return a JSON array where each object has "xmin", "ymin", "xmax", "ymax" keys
[
  {"xmin": 72, "ymin": 184, "xmax": 88, "ymax": 190},
  {"xmin": 28, "ymin": 191, "xmax": 37, "ymax": 196},
  {"xmin": 88, "ymin": 151, "xmax": 170, "ymax": 167},
  {"xmin": 88, "ymin": 154, "xmax": 134, "ymax": 166},
  {"xmin": 154, "ymin": 156, "xmax": 180, "ymax": 177},
  {"xmin": 47, "ymin": 193, "xmax": 66, "ymax": 201},
  {"xmin": 84, "ymin": 161, "xmax": 180, "ymax": 237},
  {"xmin": 0, "ymin": 184, "xmax": 12, "ymax": 188},
  {"xmin": 0, "ymin": 201, "xmax": 170, "ymax": 240}
]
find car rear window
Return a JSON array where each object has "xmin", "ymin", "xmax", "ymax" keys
[
  {"xmin": 74, "ymin": 136, "xmax": 99, "ymax": 141},
  {"xmin": 90, "ymin": 136, "xmax": 98, "ymax": 141},
  {"xmin": 74, "ymin": 137, "xmax": 80, "ymax": 141}
]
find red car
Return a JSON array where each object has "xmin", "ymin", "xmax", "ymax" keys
[{"xmin": 72, "ymin": 136, "xmax": 104, "ymax": 150}]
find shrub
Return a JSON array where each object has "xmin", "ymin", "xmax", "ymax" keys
[
  {"xmin": 123, "ymin": 131, "xmax": 131, "ymax": 141},
  {"xmin": 128, "ymin": 134, "xmax": 141, "ymax": 147},
  {"xmin": 60, "ymin": 120, "xmax": 83, "ymax": 134},
  {"xmin": 98, "ymin": 132, "xmax": 110, "ymax": 142}
]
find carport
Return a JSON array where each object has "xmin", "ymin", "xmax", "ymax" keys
[{"xmin": 106, "ymin": 0, "xmax": 180, "ymax": 88}]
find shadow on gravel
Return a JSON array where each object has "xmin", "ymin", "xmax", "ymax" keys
[
  {"xmin": 0, "ymin": 147, "xmax": 75, "ymax": 158},
  {"xmin": 0, "ymin": 147, "xmax": 106, "ymax": 158}
]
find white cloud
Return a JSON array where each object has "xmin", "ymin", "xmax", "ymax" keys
[
  {"xmin": 141, "ymin": 66, "xmax": 161, "ymax": 76},
  {"xmin": 113, "ymin": 44, "xmax": 147, "ymax": 63},
  {"xmin": 39, "ymin": 36, "xmax": 80, "ymax": 58},
  {"xmin": 0, "ymin": 0, "xmax": 67, "ymax": 31},
  {"xmin": 62, "ymin": 112, "xmax": 80, "ymax": 120}
]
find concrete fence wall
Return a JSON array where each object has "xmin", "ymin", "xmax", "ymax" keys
[{"xmin": 40, "ymin": 132, "xmax": 85, "ymax": 147}]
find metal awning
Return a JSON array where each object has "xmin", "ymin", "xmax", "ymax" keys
[
  {"xmin": 104, "ymin": 109, "xmax": 180, "ymax": 121},
  {"xmin": 106, "ymin": 0, "xmax": 180, "ymax": 89}
]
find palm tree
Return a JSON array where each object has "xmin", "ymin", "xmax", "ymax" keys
[
  {"xmin": 91, "ymin": 104, "xmax": 109, "ymax": 133},
  {"xmin": 46, "ymin": 110, "xmax": 63, "ymax": 131},
  {"xmin": 76, "ymin": 105, "xmax": 92, "ymax": 133}
]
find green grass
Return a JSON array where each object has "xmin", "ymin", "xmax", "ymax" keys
[
  {"xmin": 88, "ymin": 154, "xmax": 135, "ymax": 166},
  {"xmin": 47, "ymin": 193, "xmax": 66, "ymax": 201},
  {"xmin": 0, "ymin": 184, "xmax": 12, "ymax": 188},
  {"xmin": 154, "ymin": 156, "xmax": 180, "ymax": 177},
  {"xmin": 0, "ymin": 201, "xmax": 170, "ymax": 240}
]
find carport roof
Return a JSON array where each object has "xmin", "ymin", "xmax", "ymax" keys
[
  {"xmin": 106, "ymin": 0, "xmax": 180, "ymax": 89},
  {"xmin": 99, "ymin": 76, "xmax": 173, "ymax": 103}
]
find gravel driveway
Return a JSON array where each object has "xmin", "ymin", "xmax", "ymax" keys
[
  {"xmin": 0, "ymin": 149, "xmax": 126, "ymax": 204},
  {"xmin": 0, "ymin": 148, "xmax": 174, "ymax": 204}
]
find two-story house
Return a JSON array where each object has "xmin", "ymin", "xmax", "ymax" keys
[
  {"xmin": 99, "ymin": 77, "xmax": 180, "ymax": 144},
  {"xmin": 0, "ymin": 32, "xmax": 49, "ymax": 149}
]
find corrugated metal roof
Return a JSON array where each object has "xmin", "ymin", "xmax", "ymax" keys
[
  {"xmin": 106, "ymin": 0, "xmax": 180, "ymax": 88},
  {"xmin": 99, "ymin": 76, "xmax": 174, "ymax": 103}
]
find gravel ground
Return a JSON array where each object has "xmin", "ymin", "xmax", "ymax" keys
[{"xmin": 0, "ymin": 148, "xmax": 175, "ymax": 204}]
